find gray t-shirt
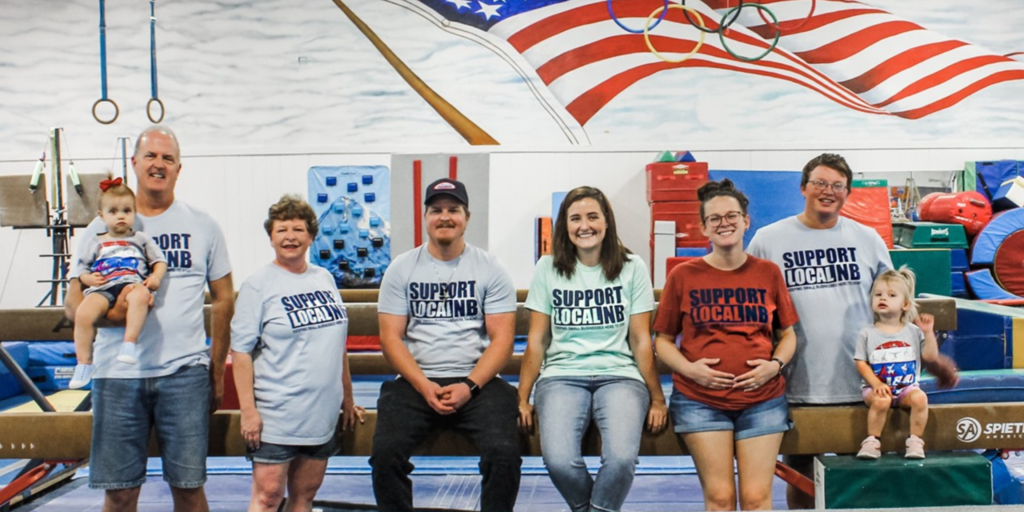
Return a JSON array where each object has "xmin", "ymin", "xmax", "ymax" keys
[
  {"xmin": 854, "ymin": 323, "xmax": 924, "ymax": 395},
  {"xmin": 75, "ymin": 231, "xmax": 166, "ymax": 294},
  {"xmin": 231, "ymin": 263, "xmax": 348, "ymax": 445},
  {"xmin": 748, "ymin": 216, "xmax": 892, "ymax": 404},
  {"xmin": 69, "ymin": 201, "xmax": 232, "ymax": 378},
  {"xmin": 378, "ymin": 244, "xmax": 517, "ymax": 378}
]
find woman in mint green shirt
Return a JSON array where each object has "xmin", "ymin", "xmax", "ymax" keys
[{"xmin": 518, "ymin": 186, "xmax": 668, "ymax": 512}]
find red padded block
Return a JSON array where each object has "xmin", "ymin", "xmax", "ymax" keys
[
  {"xmin": 918, "ymin": 191, "xmax": 992, "ymax": 237},
  {"xmin": 651, "ymin": 201, "xmax": 708, "ymax": 247},
  {"xmin": 841, "ymin": 186, "xmax": 893, "ymax": 248},
  {"xmin": 221, "ymin": 355, "xmax": 239, "ymax": 410},
  {"xmin": 993, "ymin": 230, "xmax": 1024, "ymax": 296},
  {"xmin": 646, "ymin": 162, "xmax": 709, "ymax": 203},
  {"xmin": 666, "ymin": 256, "xmax": 700, "ymax": 276},
  {"xmin": 348, "ymin": 335, "xmax": 381, "ymax": 352}
]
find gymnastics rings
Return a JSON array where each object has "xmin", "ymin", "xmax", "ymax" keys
[
  {"xmin": 644, "ymin": 4, "xmax": 705, "ymax": 65},
  {"xmin": 92, "ymin": 99, "xmax": 119, "ymax": 125},
  {"xmin": 147, "ymin": 0, "xmax": 165, "ymax": 123},
  {"xmin": 757, "ymin": 0, "xmax": 815, "ymax": 33},
  {"xmin": 607, "ymin": 0, "xmax": 669, "ymax": 34},
  {"xmin": 681, "ymin": 0, "xmax": 744, "ymax": 35},
  {"xmin": 147, "ymin": 98, "xmax": 165, "ymax": 124},
  {"xmin": 718, "ymin": 3, "xmax": 780, "ymax": 62},
  {"xmin": 93, "ymin": 0, "xmax": 119, "ymax": 124}
]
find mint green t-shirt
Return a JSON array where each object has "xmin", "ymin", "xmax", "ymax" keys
[{"xmin": 525, "ymin": 254, "xmax": 654, "ymax": 381}]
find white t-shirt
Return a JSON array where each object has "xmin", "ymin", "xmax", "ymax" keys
[
  {"xmin": 69, "ymin": 201, "xmax": 232, "ymax": 378},
  {"xmin": 748, "ymin": 216, "xmax": 892, "ymax": 404},
  {"xmin": 231, "ymin": 263, "xmax": 348, "ymax": 445},
  {"xmin": 854, "ymin": 323, "xmax": 924, "ymax": 395},
  {"xmin": 378, "ymin": 244, "xmax": 517, "ymax": 378}
]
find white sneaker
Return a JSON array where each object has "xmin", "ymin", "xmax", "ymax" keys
[
  {"xmin": 69, "ymin": 364, "xmax": 94, "ymax": 389},
  {"xmin": 857, "ymin": 436, "xmax": 881, "ymax": 460},
  {"xmin": 116, "ymin": 342, "xmax": 138, "ymax": 364}
]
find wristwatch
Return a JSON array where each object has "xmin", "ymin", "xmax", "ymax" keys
[
  {"xmin": 771, "ymin": 357, "xmax": 786, "ymax": 376},
  {"xmin": 462, "ymin": 377, "xmax": 481, "ymax": 398}
]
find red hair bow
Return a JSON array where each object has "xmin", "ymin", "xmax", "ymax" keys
[{"xmin": 99, "ymin": 177, "xmax": 122, "ymax": 192}]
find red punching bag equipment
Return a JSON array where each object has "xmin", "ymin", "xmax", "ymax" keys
[{"xmin": 917, "ymin": 191, "xmax": 993, "ymax": 236}]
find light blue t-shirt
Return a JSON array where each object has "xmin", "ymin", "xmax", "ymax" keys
[
  {"xmin": 378, "ymin": 244, "xmax": 517, "ymax": 378},
  {"xmin": 525, "ymin": 254, "xmax": 653, "ymax": 381},
  {"xmin": 69, "ymin": 201, "xmax": 232, "ymax": 378},
  {"xmin": 231, "ymin": 263, "xmax": 348, "ymax": 445}
]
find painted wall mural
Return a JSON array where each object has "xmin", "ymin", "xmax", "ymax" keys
[{"xmin": 2, "ymin": 0, "xmax": 1023, "ymax": 155}]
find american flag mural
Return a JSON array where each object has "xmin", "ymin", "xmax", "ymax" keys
[{"xmin": 391, "ymin": 0, "xmax": 1024, "ymax": 126}]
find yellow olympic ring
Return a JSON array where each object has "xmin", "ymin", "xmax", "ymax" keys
[{"xmin": 644, "ymin": 4, "xmax": 706, "ymax": 65}]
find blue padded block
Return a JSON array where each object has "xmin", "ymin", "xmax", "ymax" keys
[
  {"xmin": 971, "ymin": 209, "xmax": 1024, "ymax": 266},
  {"xmin": 352, "ymin": 205, "xmax": 363, "ymax": 217},
  {"xmin": 331, "ymin": 203, "xmax": 344, "ymax": 213},
  {"xmin": 0, "ymin": 342, "xmax": 30, "ymax": 401},
  {"xmin": 369, "ymin": 217, "xmax": 381, "ymax": 227},
  {"xmin": 951, "ymin": 249, "xmax": 969, "ymax": 271},
  {"xmin": 321, "ymin": 224, "xmax": 335, "ymax": 236},
  {"xmin": 364, "ymin": 192, "xmax": 376, "ymax": 203},
  {"xmin": 28, "ymin": 365, "xmax": 90, "ymax": 391},
  {"xmin": 27, "ymin": 341, "xmax": 76, "ymax": 366},
  {"xmin": 952, "ymin": 272, "xmax": 968, "ymax": 298},
  {"xmin": 676, "ymin": 247, "xmax": 708, "ymax": 257},
  {"xmin": 966, "ymin": 269, "xmax": 1023, "ymax": 300},
  {"xmin": 347, "ymin": 182, "xmax": 358, "ymax": 192},
  {"xmin": 921, "ymin": 369, "xmax": 1024, "ymax": 404},
  {"xmin": 359, "ymin": 229, "xmax": 369, "ymax": 239},
  {"xmin": 710, "ymin": 170, "xmax": 804, "ymax": 247},
  {"xmin": 362, "ymin": 175, "xmax": 373, "ymax": 185},
  {"xmin": 325, "ymin": 176, "xmax": 337, "ymax": 186},
  {"xmin": 552, "ymin": 191, "xmax": 567, "ymax": 220},
  {"xmin": 942, "ymin": 308, "xmax": 1011, "ymax": 371},
  {"xmin": 316, "ymin": 193, "xmax": 328, "ymax": 203}
]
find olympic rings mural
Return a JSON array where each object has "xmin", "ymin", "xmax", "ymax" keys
[{"xmin": 605, "ymin": 0, "xmax": 815, "ymax": 64}]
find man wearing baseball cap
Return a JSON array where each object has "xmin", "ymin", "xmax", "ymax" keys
[{"xmin": 372, "ymin": 178, "xmax": 521, "ymax": 511}]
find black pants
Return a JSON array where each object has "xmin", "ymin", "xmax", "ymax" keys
[{"xmin": 370, "ymin": 377, "xmax": 522, "ymax": 512}]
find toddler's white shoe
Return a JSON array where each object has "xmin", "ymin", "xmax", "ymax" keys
[
  {"xmin": 69, "ymin": 364, "xmax": 94, "ymax": 390},
  {"xmin": 116, "ymin": 342, "xmax": 138, "ymax": 364}
]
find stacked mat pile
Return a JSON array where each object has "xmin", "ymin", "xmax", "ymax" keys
[
  {"xmin": 0, "ymin": 342, "xmax": 29, "ymax": 401},
  {"xmin": 24, "ymin": 341, "xmax": 86, "ymax": 391}
]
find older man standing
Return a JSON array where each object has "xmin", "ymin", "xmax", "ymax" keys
[
  {"xmin": 371, "ymin": 178, "xmax": 521, "ymax": 512},
  {"xmin": 65, "ymin": 125, "xmax": 234, "ymax": 512},
  {"xmin": 748, "ymin": 153, "xmax": 892, "ymax": 508}
]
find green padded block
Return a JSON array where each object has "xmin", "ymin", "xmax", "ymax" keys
[
  {"xmin": 852, "ymin": 178, "xmax": 888, "ymax": 188},
  {"xmin": 893, "ymin": 222, "xmax": 969, "ymax": 249},
  {"xmin": 890, "ymin": 249, "xmax": 952, "ymax": 297},
  {"xmin": 814, "ymin": 453, "xmax": 991, "ymax": 509}
]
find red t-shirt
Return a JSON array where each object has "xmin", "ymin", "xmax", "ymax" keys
[{"xmin": 653, "ymin": 256, "xmax": 799, "ymax": 410}]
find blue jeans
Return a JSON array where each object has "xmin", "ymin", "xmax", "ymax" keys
[
  {"xmin": 535, "ymin": 376, "xmax": 649, "ymax": 512},
  {"xmin": 89, "ymin": 364, "xmax": 211, "ymax": 489}
]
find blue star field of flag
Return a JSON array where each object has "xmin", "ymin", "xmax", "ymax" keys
[{"xmin": 421, "ymin": 0, "xmax": 569, "ymax": 30}]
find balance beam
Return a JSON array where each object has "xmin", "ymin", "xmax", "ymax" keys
[{"xmin": 0, "ymin": 402, "xmax": 1020, "ymax": 459}]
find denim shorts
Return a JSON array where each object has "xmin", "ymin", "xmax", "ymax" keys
[
  {"xmin": 89, "ymin": 364, "xmax": 211, "ymax": 489},
  {"xmin": 670, "ymin": 390, "xmax": 793, "ymax": 440},
  {"xmin": 246, "ymin": 435, "xmax": 339, "ymax": 464},
  {"xmin": 88, "ymin": 282, "xmax": 131, "ymax": 309}
]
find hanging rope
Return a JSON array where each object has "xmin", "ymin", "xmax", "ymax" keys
[
  {"xmin": 92, "ymin": 0, "xmax": 119, "ymax": 124},
  {"xmin": 147, "ymin": 0, "xmax": 165, "ymax": 124}
]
